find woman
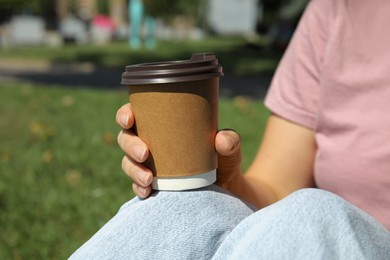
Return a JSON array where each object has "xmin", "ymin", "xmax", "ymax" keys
[{"xmin": 70, "ymin": 0, "xmax": 390, "ymax": 258}]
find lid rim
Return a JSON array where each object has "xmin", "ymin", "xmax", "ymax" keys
[
  {"xmin": 125, "ymin": 58, "xmax": 216, "ymax": 69},
  {"xmin": 122, "ymin": 65, "xmax": 222, "ymax": 78},
  {"xmin": 121, "ymin": 72, "xmax": 223, "ymax": 85},
  {"xmin": 121, "ymin": 53, "xmax": 223, "ymax": 86}
]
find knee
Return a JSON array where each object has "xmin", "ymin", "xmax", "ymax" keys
[
  {"xmin": 285, "ymin": 188, "xmax": 348, "ymax": 212},
  {"xmin": 290, "ymin": 187, "xmax": 338, "ymax": 199}
]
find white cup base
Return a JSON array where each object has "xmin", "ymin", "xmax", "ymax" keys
[{"xmin": 152, "ymin": 170, "xmax": 216, "ymax": 191}]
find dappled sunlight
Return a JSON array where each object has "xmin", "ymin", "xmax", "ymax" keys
[{"xmin": 0, "ymin": 0, "xmax": 305, "ymax": 257}]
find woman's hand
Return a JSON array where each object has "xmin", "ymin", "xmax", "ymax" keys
[
  {"xmin": 116, "ymin": 103, "xmax": 243, "ymax": 198},
  {"xmin": 116, "ymin": 103, "xmax": 152, "ymax": 198}
]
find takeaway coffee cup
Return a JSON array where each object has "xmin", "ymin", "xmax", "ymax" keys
[{"xmin": 121, "ymin": 53, "xmax": 223, "ymax": 191}]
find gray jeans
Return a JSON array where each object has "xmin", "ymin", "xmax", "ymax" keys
[{"xmin": 69, "ymin": 186, "xmax": 390, "ymax": 259}]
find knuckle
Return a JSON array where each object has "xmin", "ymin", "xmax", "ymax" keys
[
  {"xmin": 117, "ymin": 130, "xmax": 124, "ymax": 145},
  {"xmin": 132, "ymin": 183, "xmax": 140, "ymax": 196},
  {"xmin": 122, "ymin": 156, "xmax": 139, "ymax": 180},
  {"xmin": 121, "ymin": 155, "xmax": 128, "ymax": 171}
]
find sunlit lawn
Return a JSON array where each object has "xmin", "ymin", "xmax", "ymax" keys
[{"xmin": 0, "ymin": 82, "xmax": 269, "ymax": 259}]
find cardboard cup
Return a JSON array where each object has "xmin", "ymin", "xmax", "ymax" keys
[{"xmin": 122, "ymin": 53, "xmax": 223, "ymax": 190}]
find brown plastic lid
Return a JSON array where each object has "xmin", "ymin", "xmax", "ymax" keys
[{"xmin": 121, "ymin": 53, "xmax": 223, "ymax": 85}]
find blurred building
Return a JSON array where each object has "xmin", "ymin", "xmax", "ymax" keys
[{"xmin": 207, "ymin": 0, "xmax": 260, "ymax": 36}]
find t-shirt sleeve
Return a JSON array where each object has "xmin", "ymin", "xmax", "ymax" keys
[{"xmin": 264, "ymin": 0, "xmax": 332, "ymax": 130}]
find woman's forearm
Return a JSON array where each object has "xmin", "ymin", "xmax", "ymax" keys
[
  {"xmin": 220, "ymin": 172, "xmax": 279, "ymax": 210},
  {"xmin": 222, "ymin": 115, "xmax": 317, "ymax": 209}
]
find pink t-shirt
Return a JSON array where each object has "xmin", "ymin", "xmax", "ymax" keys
[{"xmin": 265, "ymin": 0, "xmax": 390, "ymax": 230}]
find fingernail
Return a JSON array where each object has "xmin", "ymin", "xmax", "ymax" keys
[
  {"xmin": 120, "ymin": 114, "xmax": 129, "ymax": 126},
  {"xmin": 225, "ymin": 134, "xmax": 235, "ymax": 151},
  {"xmin": 145, "ymin": 174, "xmax": 153, "ymax": 186},
  {"xmin": 132, "ymin": 144, "xmax": 146, "ymax": 161},
  {"xmin": 136, "ymin": 171, "xmax": 152, "ymax": 186}
]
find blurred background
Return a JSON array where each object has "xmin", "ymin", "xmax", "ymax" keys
[{"xmin": 0, "ymin": 0, "xmax": 308, "ymax": 258}]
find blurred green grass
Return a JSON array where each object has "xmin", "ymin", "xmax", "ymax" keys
[
  {"xmin": 0, "ymin": 37, "xmax": 281, "ymax": 76},
  {"xmin": 0, "ymin": 82, "xmax": 269, "ymax": 259}
]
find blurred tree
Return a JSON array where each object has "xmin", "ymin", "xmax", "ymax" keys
[
  {"xmin": 0, "ymin": 0, "xmax": 54, "ymax": 16},
  {"xmin": 143, "ymin": 0, "xmax": 206, "ymax": 25},
  {"xmin": 257, "ymin": 0, "xmax": 307, "ymax": 31},
  {"xmin": 262, "ymin": 0, "xmax": 309, "ymax": 51},
  {"xmin": 279, "ymin": 0, "xmax": 309, "ymax": 20},
  {"xmin": 261, "ymin": 0, "xmax": 284, "ymax": 25},
  {"xmin": 0, "ymin": 0, "xmax": 57, "ymax": 27},
  {"xmin": 96, "ymin": 0, "xmax": 109, "ymax": 15}
]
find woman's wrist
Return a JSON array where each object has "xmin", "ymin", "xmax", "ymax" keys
[{"xmin": 218, "ymin": 172, "xmax": 277, "ymax": 210}]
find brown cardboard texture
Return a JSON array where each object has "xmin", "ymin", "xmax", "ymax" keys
[{"xmin": 128, "ymin": 78, "xmax": 218, "ymax": 178}]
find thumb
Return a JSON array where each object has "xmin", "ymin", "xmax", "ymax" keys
[{"xmin": 215, "ymin": 129, "xmax": 242, "ymax": 185}]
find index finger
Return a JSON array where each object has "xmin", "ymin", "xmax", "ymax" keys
[{"xmin": 116, "ymin": 103, "xmax": 135, "ymax": 129}]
